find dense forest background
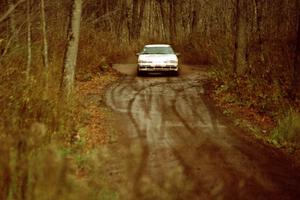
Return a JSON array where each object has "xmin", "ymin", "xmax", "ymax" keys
[
  {"xmin": 0, "ymin": 0, "xmax": 300, "ymax": 199},
  {"xmin": 1, "ymin": 0, "xmax": 300, "ymax": 101}
]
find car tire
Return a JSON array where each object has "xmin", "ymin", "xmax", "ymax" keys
[{"xmin": 137, "ymin": 70, "xmax": 144, "ymax": 76}]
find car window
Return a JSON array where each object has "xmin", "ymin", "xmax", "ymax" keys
[{"xmin": 142, "ymin": 46, "xmax": 174, "ymax": 54}]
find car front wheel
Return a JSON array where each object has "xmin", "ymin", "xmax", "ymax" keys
[
  {"xmin": 173, "ymin": 70, "xmax": 179, "ymax": 76},
  {"xmin": 137, "ymin": 69, "xmax": 145, "ymax": 76}
]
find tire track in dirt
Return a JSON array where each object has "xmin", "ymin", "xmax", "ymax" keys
[
  {"xmin": 106, "ymin": 72, "xmax": 227, "ymax": 199},
  {"xmin": 103, "ymin": 65, "xmax": 300, "ymax": 199}
]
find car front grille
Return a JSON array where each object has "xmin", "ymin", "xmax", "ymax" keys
[{"xmin": 139, "ymin": 65, "xmax": 177, "ymax": 71}]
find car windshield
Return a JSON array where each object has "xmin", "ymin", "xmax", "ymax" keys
[{"xmin": 142, "ymin": 46, "xmax": 174, "ymax": 54}]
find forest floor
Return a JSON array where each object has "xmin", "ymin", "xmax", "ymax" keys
[
  {"xmin": 205, "ymin": 77, "xmax": 300, "ymax": 166},
  {"xmin": 75, "ymin": 63, "xmax": 300, "ymax": 199},
  {"xmin": 75, "ymin": 67, "xmax": 122, "ymax": 151}
]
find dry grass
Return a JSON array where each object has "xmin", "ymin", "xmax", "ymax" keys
[
  {"xmin": 0, "ymin": 18, "xmax": 128, "ymax": 199},
  {"xmin": 271, "ymin": 109, "xmax": 300, "ymax": 148},
  {"xmin": 1, "ymin": 2, "xmax": 299, "ymax": 197}
]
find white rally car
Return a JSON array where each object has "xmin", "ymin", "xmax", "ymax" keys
[{"xmin": 136, "ymin": 44, "xmax": 180, "ymax": 76}]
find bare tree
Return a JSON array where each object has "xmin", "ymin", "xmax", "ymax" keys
[
  {"xmin": 129, "ymin": 0, "xmax": 146, "ymax": 41},
  {"xmin": 169, "ymin": 0, "xmax": 177, "ymax": 42},
  {"xmin": 40, "ymin": 0, "xmax": 49, "ymax": 93},
  {"xmin": 7, "ymin": 0, "xmax": 19, "ymax": 45},
  {"xmin": 0, "ymin": 147, "xmax": 10, "ymax": 200},
  {"xmin": 253, "ymin": 0, "xmax": 265, "ymax": 63},
  {"xmin": 0, "ymin": 0, "xmax": 25, "ymax": 23},
  {"xmin": 26, "ymin": 0, "xmax": 32, "ymax": 82},
  {"xmin": 60, "ymin": 0, "xmax": 82, "ymax": 100},
  {"xmin": 234, "ymin": 0, "xmax": 248, "ymax": 74},
  {"xmin": 291, "ymin": 0, "xmax": 300, "ymax": 99}
]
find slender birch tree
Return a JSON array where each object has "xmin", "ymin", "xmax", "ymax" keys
[
  {"xmin": 7, "ymin": 0, "xmax": 19, "ymax": 45},
  {"xmin": 60, "ymin": 0, "xmax": 82, "ymax": 100}
]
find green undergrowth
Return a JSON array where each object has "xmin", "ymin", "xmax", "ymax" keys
[{"xmin": 270, "ymin": 109, "xmax": 300, "ymax": 150}]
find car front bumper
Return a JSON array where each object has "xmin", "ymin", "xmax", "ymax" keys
[{"xmin": 138, "ymin": 64, "xmax": 179, "ymax": 72}]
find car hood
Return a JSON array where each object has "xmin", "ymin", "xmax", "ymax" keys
[{"xmin": 138, "ymin": 54, "xmax": 178, "ymax": 62}]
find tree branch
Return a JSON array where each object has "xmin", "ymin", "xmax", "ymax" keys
[{"xmin": 0, "ymin": 0, "xmax": 26, "ymax": 24}]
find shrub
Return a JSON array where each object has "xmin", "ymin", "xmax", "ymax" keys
[{"xmin": 271, "ymin": 109, "xmax": 300, "ymax": 147}]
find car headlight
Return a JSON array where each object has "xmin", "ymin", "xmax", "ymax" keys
[{"xmin": 165, "ymin": 60, "xmax": 178, "ymax": 64}]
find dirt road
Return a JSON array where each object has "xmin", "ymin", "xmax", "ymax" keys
[{"xmin": 103, "ymin": 64, "xmax": 300, "ymax": 200}]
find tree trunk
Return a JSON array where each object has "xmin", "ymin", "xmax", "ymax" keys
[
  {"xmin": 26, "ymin": 0, "xmax": 31, "ymax": 83},
  {"xmin": 254, "ymin": 0, "xmax": 265, "ymax": 63},
  {"xmin": 130, "ymin": 0, "xmax": 138, "ymax": 41},
  {"xmin": 130, "ymin": 0, "xmax": 145, "ymax": 41},
  {"xmin": 0, "ymin": 0, "xmax": 25, "ymax": 24},
  {"xmin": 234, "ymin": 0, "xmax": 248, "ymax": 74},
  {"xmin": 292, "ymin": 0, "xmax": 300, "ymax": 99},
  {"xmin": 169, "ymin": 0, "xmax": 176, "ymax": 42},
  {"xmin": 116, "ymin": 0, "xmax": 126, "ymax": 41},
  {"xmin": 0, "ymin": 147, "xmax": 11, "ymax": 200},
  {"xmin": 7, "ymin": 0, "xmax": 19, "ymax": 45},
  {"xmin": 60, "ymin": 0, "xmax": 82, "ymax": 100},
  {"xmin": 158, "ymin": 0, "xmax": 167, "ymax": 40},
  {"xmin": 136, "ymin": 0, "xmax": 145, "ymax": 39},
  {"xmin": 40, "ymin": 0, "xmax": 49, "ymax": 94}
]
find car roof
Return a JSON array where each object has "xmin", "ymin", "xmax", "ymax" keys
[{"xmin": 144, "ymin": 44, "xmax": 171, "ymax": 48}]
